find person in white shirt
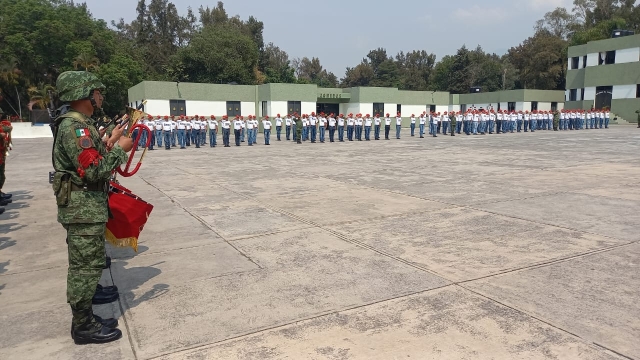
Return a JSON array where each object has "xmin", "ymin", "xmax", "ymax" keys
[
  {"xmin": 384, "ymin": 113, "xmax": 392, "ymax": 140},
  {"xmin": 604, "ymin": 109, "xmax": 610, "ymax": 129},
  {"xmin": 176, "ymin": 116, "xmax": 187, "ymax": 148},
  {"xmin": 220, "ymin": 115, "xmax": 231, "ymax": 147},
  {"xmin": 275, "ymin": 114, "xmax": 283, "ymax": 141},
  {"xmin": 302, "ymin": 115, "xmax": 309, "ymax": 141},
  {"xmin": 488, "ymin": 111, "xmax": 496, "ymax": 134},
  {"xmin": 418, "ymin": 112, "xmax": 426, "ymax": 138},
  {"xmin": 471, "ymin": 111, "xmax": 480, "ymax": 135},
  {"xmin": 395, "ymin": 113, "xmax": 402, "ymax": 139},
  {"xmin": 199, "ymin": 116, "xmax": 207, "ymax": 145},
  {"xmin": 328, "ymin": 114, "xmax": 337, "ymax": 142},
  {"xmin": 309, "ymin": 112, "xmax": 318, "ymax": 143},
  {"xmin": 410, "ymin": 114, "xmax": 416, "ymax": 136},
  {"xmin": 364, "ymin": 114, "xmax": 373, "ymax": 141},
  {"xmin": 346, "ymin": 113, "xmax": 355, "ymax": 141},
  {"xmin": 207, "ymin": 115, "xmax": 218, "ymax": 147},
  {"xmin": 154, "ymin": 115, "xmax": 163, "ymax": 148},
  {"xmin": 170, "ymin": 116, "xmax": 177, "ymax": 147},
  {"xmin": 285, "ymin": 114, "xmax": 292, "ymax": 140},
  {"xmin": 262, "ymin": 116, "xmax": 272, "ymax": 145},
  {"xmin": 456, "ymin": 112, "xmax": 464, "ymax": 135},
  {"xmin": 441, "ymin": 111, "xmax": 450, "ymax": 135},
  {"xmin": 162, "ymin": 116, "xmax": 173, "ymax": 150},
  {"xmin": 318, "ymin": 114, "xmax": 327, "ymax": 143},
  {"xmin": 337, "ymin": 114, "xmax": 345, "ymax": 142},
  {"xmin": 239, "ymin": 116, "xmax": 246, "ymax": 142},
  {"xmin": 246, "ymin": 115, "xmax": 255, "ymax": 146},
  {"xmin": 429, "ymin": 112, "xmax": 438, "ymax": 137},
  {"xmin": 355, "ymin": 114, "xmax": 363, "ymax": 141},
  {"xmin": 516, "ymin": 111, "xmax": 523, "ymax": 132},
  {"xmin": 143, "ymin": 115, "xmax": 156, "ymax": 150},
  {"xmin": 374, "ymin": 113, "xmax": 382, "ymax": 140},
  {"xmin": 192, "ymin": 116, "xmax": 202, "ymax": 148},
  {"xmin": 233, "ymin": 115, "xmax": 243, "ymax": 146}
]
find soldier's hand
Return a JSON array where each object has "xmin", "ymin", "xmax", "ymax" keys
[
  {"xmin": 110, "ymin": 123, "xmax": 126, "ymax": 142},
  {"xmin": 118, "ymin": 137, "xmax": 134, "ymax": 152}
]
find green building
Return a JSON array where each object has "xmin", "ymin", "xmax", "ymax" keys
[
  {"xmin": 128, "ymin": 82, "xmax": 563, "ymax": 128},
  {"xmin": 565, "ymin": 32, "xmax": 640, "ymax": 122}
]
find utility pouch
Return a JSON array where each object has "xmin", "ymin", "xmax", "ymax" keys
[{"xmin": 52, "ymin": 172, "xmax": 71, "ymax": 207}]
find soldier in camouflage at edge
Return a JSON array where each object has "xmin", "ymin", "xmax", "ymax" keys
[
  {"xmin": 52, "ymin": 71, "xmax": 133, "ymax": 344},
  {"xmin": 0, "ymin": 107, "xmax": 13, "ymax": 214}
]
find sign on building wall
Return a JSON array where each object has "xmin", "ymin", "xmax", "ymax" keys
[{"xmin": 318, "ymin": 93, "xmax": 343, "ymax": 99}]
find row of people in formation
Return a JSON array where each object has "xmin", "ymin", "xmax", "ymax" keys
[{"xmin": 134, "ymin": 108, "xmax": 611, "ymax": 149}]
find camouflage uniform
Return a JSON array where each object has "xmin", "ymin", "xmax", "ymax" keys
[
  {"xmin": 293, "ymin": 116, "xmax": 302, "ymax": 144},
  {"xmin": 553, "ymin": 111, "xmax": 560, "ymax": 131},
  {"xmin": 449, "ymin": 113, "xmax": 456, "ymax": 136},
  {"xmin": 52, "ymin": 71, "xmax": 127, "ymax": 334}
]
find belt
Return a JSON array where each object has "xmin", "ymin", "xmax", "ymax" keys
[{"xmin": 71, "ymin": 182, "xmax": 107, "ymax": 192}]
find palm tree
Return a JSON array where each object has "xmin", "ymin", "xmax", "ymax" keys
[
  {"xmin": 27, "ymin": 83, "xmax": 56, "ymax": 110},
  {"xmin": 73, "ymin": 52, "xmax": 100, "ymax": 71},
  {"xmin": 0, "ymin": 57, "xmax": 23, "ymax": 118}
]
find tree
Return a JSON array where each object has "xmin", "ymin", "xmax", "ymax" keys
[
  {"xmin": 508, "ymin": 30, "xmax": 567, "ymax": 90},
  {"xmin": 341, "ymin": 63, "xmax": 374, "ymax": 87},
  {"xmin": 535, "ymin": 7, "xmax": 578, "ymax": 40},
  {"xmin": 97, "ymin": 54, "xmax": 145, "ymax": 115},
  {"xmin": 262, "ymin": 43, "xmax": 295, "ymax": 83},
  {"xmin": 27, "ymin": 83, "xmax": 55, "ymax": 110},
  {"xmin": 73, "ymin": 52, "xmax": 100, "ymax": 71},
  {"xmin": 428, "ymin": 55, "xmax": 454, "ymax": 91},
  {"xmin": 396, "ymin": 50, "xmax": 436, "ymax": 91},
  {"xmin": 172, "ymin": 24, "xmax": 259, "ymax": 84},
  {"xmin": 294, "ymin": 57, "xmax": 337, "ymax": 87}
]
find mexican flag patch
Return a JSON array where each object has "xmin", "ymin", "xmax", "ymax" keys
[{"xmin": 75, "ymin": 128, "xmax": 90, "ymax": 137}]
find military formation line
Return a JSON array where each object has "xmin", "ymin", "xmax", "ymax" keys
[{"xmin": 132, "ymin": 109, "xmax": 612, "ymax": 149}]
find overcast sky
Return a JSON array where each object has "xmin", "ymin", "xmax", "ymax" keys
[{"xmin": 82, "ymin": 0, "xmax": 571, "ymax": 76}]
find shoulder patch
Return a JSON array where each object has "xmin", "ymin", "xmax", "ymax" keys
[
  {"xmin": 75, "ymin": 128, "xmax": 90, "ymax": 137},
  {"xmin": 78, "ymin": 136, "xmax": 93, "ymax": 149}
]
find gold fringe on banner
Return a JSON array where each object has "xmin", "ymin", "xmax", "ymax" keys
[{"xmin": 105, "ymin": 229, "xmax": 139, "ymax": 252}]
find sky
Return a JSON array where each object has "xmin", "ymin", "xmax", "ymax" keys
[{"xmin": 81, "ymin": 0, "xmax": 572, "ymax": 77}]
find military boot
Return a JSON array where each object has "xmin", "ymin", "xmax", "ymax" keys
[
  {"xmin": 92, "ymin": 285, "xmax": 119, "ymax": 305},
  {"xmin": 72, "ymin": 319, "xmax": 122, "ymax": 345}
]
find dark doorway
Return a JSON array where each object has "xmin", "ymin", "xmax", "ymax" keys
[
  {"xmin": 429, "ymin": 105, "xmax": 436, "ymax": 113},
  {"xmin": 460, "ymin": 105, "xmax": 466, "ymax": 113},
  {"xmin": 595, "ymin": 86, "xmax": 612, "ymax": 109},
  {"xmin": 373, "ymin": 103, "xmax": 384, "ymax": 116},
  {"xmin": 316, "ymin": 103, "xmax": 339, "ymax": 116},
  {"xmin": 397, "ymin": 104, "xmax": 402, "ymax": 114},
  {"xmin": 261, "ymin": 101, "xmax": 267, "ymax": 117},
  {"xmin": 531, "ymin": 101, "xmax": 538, "ymax": 111},
  {"xmin": 508, "ymin": 102, "xmax": 516, "ymax": 111},
  {"xmin": 287, "ymin": 101, "xmax": 301, "ymax": 115},
  {"xmin": 551, "ymin": 102, "xmax": 558, "ymax": 111},
  {"xmin": 170, "ymin": 99, "xmax": 186, "ymax": 117},
  {"xmin": 226, "ymin": 101, "xmax": 241, "ymax": 117}
]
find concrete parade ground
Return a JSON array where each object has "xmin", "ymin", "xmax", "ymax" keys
[{"xmin": 2, "ymin": 126, "xmax": 640, "ymax": 360}]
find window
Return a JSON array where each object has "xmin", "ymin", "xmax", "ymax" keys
[
  {"xmin": 605, "ymin": 50, "xmax": 616, "ymax": 64},
  {"xmin": 497, "ymin": 103, "xmax": 501, "ymax": 111},
  {"xmin": 636, "ymin": 84, "xmax": 640, "ymax": 98},
  {"xmin": 580, "ymin": 88, "xmax": 585, "ymax": 101},
  {"xmin": 287, "ymin": 101, "xmax": 301, "ymax": 115},
  {"xmin": 582, "ymin": 55, "xmax": 587, "ymax": 68},
  {"xmin": 571, "ymin": 57, "xmax": 579, "ymax": 69},
  {"xmin": 569, "ymin": 89, "xmax": 577, "ymax": 101},
  {"xmin": 460, "ymin": 105, "xmax": 466, "ymax": 113},
  {"xmin": 531, "ymin": 101, "xmax": 538, "ymax": 111},
  {"xmin": 373, "ymin": 103, "xmax": 384, "ymax": 116},
  {"xmin": 261, "ymin": 101, "xmax": 267, "ymax": 117},
  {"xmin": 397, "ymin": 104, "xmax": 401, "ymax": 114},
  {"xmin": 226, "ymin": 101, "xmax": 241, "ymax": 117},
  {"xmin": 599, "ymin": 51, "xmax": 616, "ymax": 65},
  {"xmin": 508, "ymin": 102, "xmax": 516, "ymax": 112},
  {"xmin": 551, "ymin": 102, "xmax": 558, "ymax": 111}
]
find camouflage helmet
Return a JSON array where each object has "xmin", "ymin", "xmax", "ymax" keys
[{"xmin": 56, "ymin": 71, "xmax": 105, "ymax": 102}]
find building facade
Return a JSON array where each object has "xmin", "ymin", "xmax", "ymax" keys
[
  {"xmin": 128, "ymin": 82, "xmax": 564, "ymax": 127},
  {"xmin": 565, "ymin": 33, "xmax": 640, "ymax": 121}
]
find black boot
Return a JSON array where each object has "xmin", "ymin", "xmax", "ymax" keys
[
  {"xmin": 71, "ymin": 315, "xmax": 119, "ymax": 338},
  {"xmin": 0, "ymin": 207, "xmax": 4, "ymax": 215},
  {"xmin": 97, "ymin": 284, "xmax": 118, "ymax": 293},
  {"xmin": 0, "ymin": 199, "xmax": 11, "ymax": 206},
  {"xmin": 72, "ymin": 324, "xmax": 122, "ymax": 345},
  {"xmin": 92, "ymin": 289, "xmax": 119, "ymax": 305},
  {"xmin": 0, "ymin": 192, "xmax": 11, "ymax": 200}
]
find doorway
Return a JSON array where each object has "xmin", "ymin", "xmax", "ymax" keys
[
  {"xmin": 316, "ymin": 103, "xmax": 339, "ymax": 116},
  {"xmin": 169, "ymin": 99, "xmax": 186, "ymax": 117},
  {"xmin": 226, "ymin": 101, "xmax": 241, "ymax": 117},
  {"xmin": 595, "ymin": 86, "xmax": 612, "ymax": 109},
  {"xmin": 287, "ymin": 101, "xmax": 301, "ymax": 115}
]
